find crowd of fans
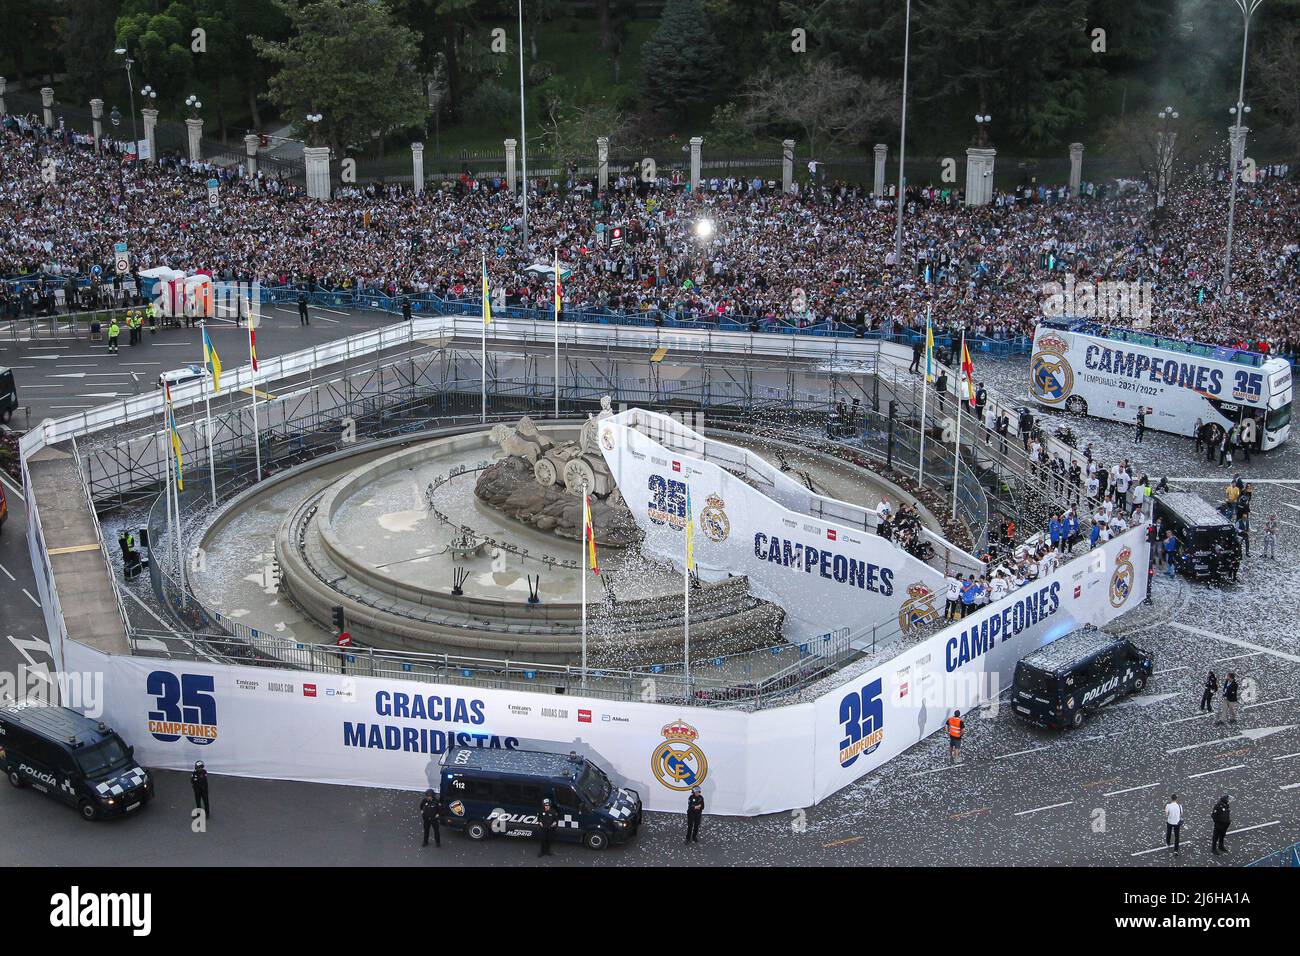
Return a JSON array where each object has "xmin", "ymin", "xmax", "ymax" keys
[{"xmin": 2, "ymin": 110, "xmax": 1298, "ymax": 357}]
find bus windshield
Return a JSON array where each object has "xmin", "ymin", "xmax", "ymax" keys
[{"xmin": 1266, "ymin": 402, "xmax": 1292, "ymax": 431}]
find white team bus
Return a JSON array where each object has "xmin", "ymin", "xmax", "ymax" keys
[{"xmin": 1029, "ymin": 319, "xmax": 1293, "ymax": 450}]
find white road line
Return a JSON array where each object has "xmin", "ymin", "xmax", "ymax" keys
[
  {"xmin": 1227, "ymin": 820, "xmax": 1280, "ymax": 836},
  {"xmin": 1104, "ymin": 782, "xmax": 1160, "ymax": 797},
  {"xmin": 1279, "ymin": 782, "xmax": 1300, "ymax": 791},
  {"xmin": 1273, "ymin": 752, "xmax": 1300, "ymax": 762},
  {"xmin": 1282, "ymin": 502, "xmax": 1300, "ymax": 513},
  {"xmin": 1245, "ymin": 696, "xmax": 1295, "ymax": 710},
  {"xmin": 909, "ymin": 762, "xmax": 966, "ymax": 777},
  {"xmin": 1215, "ymin": 651, "xmax": 1262, "ymax": 662},
  {"xmin": 1131, "ymin": 844, "xmax": 1176, "ymax": 857},
  {"xmin": 0, "ymin": 562, "xmax": 14, "ymax": 581},
  {"xmin": 316, "ymin": 316, "xmax": 341, "ymax": 324},
  {"xmin": 1187, "ymin": 764, "xmax": 1245, "ymax": 779},
  {"xmin": 1168, "ymin": 622, "xmax": 1300, "ymax": 663},
  {"xmin": 1164, "ymin": 713, "xmax": 1213, "ymax": 725},
  {"xmin": 317, "ymin": 306, "xmax": 350, "ymax": 316},
  {"xmin": 1153, "ymin": 666, "xmax": 1189, "ymax": 675},
  {"xmin": 1014, "ymin": 800, "xmax": 1073, "ymax": 816},
  {"xmin": 22, "ymin": 588, "xmax": 40, "ymax": 607},
  {"xmin": 996, "ymin": 745, "xmax": 1052, "ymax": 760}
]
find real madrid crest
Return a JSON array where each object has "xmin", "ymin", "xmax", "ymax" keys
[
  {"xmin": 600, "ymin": 427, "xmax": 616, "ymax": 451},
  {"xmin": 1030, "ymin": 332, "xmax": 1074, "ymax": 406},
  {"xmin": 650, "ymin": 719, "xmax": 708, "ymax": 791},
  {"xmin": 1109, "ymin": 546, "xmax": 1135, "ymax": 608},
  {"xmin": 897, "ymin": 582, "xmax": 938, "ymax": 633},
  {"xmin": 699, "ymin": 493, "xmax": 730, "ymax": 543}
]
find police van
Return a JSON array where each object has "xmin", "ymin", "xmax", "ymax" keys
[
  {"xmin": 1011, "ymin": 627, "xmax": 1153, "ymax": 730},
  {"xmin": 439, "ymin": 747, "xmax": 642, "ymax": 850},
  {"xmin": 1153, "ymin": 492, "xmax": 1242, "ymax": 581},
  {"xmin": 0, "ymin": 704, "xmax": 152, "ymax": 820}
]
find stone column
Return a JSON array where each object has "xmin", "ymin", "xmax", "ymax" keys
[
  {"xmin": 782, "ymin": 139, "xmax": 795, "ymax": 193},
  {"xmin": 40, "ymin": 87, "xmax": 55, "ymax": 128},
  {"xmin": 303, "ymin": 146, "xmax": 332, "ymax": 200},
  {"xmin": 411, "ymin": 142, "xmax": 424, "ymax": 195},
  {"xmin": 185, "ymin": 117, "xmax": 203, "ymax": 163},
  {"xmin": 504, "ymin": 138, "xmax": 518, "ymax": 195},
  {"xmin": 596, "ymin": 136, "xmax": 609, "ymax": 191},
  {"xmin": 965, "ymin": 147, "xmax": 996, "ymax": 206},
  {"xmin": 689, "ymin": 135, "xmax": 703, "ymax": 192},
  {"xmin": 0, "ymin": 77, "xmax": 6, "ymax": 117},
  {"xmin": 873, "ymin": 144, "xmax": 887, "ymax": 197},
  {"xmin": 243, "ymin": 134, "xmax": 260, "ymax": 177},
  {"xmin": 90, "ymin": 98, "xmax": 105, "ymax": 150},
  {"xmin": 142, "ymin": 107, "xmax": 159, "ymax": 163},
  {"xmin": 1068, "ymin": 142, "xmax": 1084, "ymax": 198},
  {"xmin": 1228, "ymin": 124, "xmax": 1250, "ymax": 178}
]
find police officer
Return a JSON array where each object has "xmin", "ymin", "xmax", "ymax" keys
[
  {"xmin": 946, "ymin": 709, "xmax": 964, "ymax": 763},
  {"xmin": 191, "ymin": 760, "xmax": 210, "ymax": 816},
  {"xmin": 401, "ymin": 297, "xmax": 413, "ymax": 321},
  {"xmin": 1211, "ymin": 795, "xmax": 1231, "ymax": 855},
  {"xmin": 537, "ymin": 797, "xmax": 557, "ymax": 857},
  {"xmin": 107, "ymin": 317, "xmax": 121, "ymax": 353},
  {"xmin": 685, "ymin": 785, "xmax": 704, "ymax": 843},
  {"xmin": 298, "ymin": 291, "xmax": 310, "ymax": 326},
  {"xmin": 420, "ymin": 789, "xmax": 442, "ymax": 847}
]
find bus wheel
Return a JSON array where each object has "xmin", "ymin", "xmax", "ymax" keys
[
  {"xmin": 1065, "ymin": 396, "xmax": 1088, "ymax": 416},
  {"xmin": 465, "ymin": 821, "xmax": 489, "ymax": 841},
  {"xmin": 583, "ymin": 830, "xmax": 609, "ymax": 851},
  {"xmin": 1071, "ymin": 710, "xmax": 1085, "ymax": 729},
  {"xmin": 8, "ymin": 769, "xmax": 24, "ymax": 788},
  {"xmin": 78, "ymin": 800, "xmax": 99, "ymax": 821},
  {"xmin": 1133, "ymin": 676, "xmax": 1146, "ymax": 692}
]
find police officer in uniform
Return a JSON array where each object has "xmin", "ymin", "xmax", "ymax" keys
[
  {"xmin": 685, "ymin": 785, "xmax": 704, "ymax": 843},
  {"xmin": 298, "ymin": 291, "xmax": 310, "ymax": 326},
  {"xmin": 191, "ymin": 760, "xmax": 210, "ymax": 816},
  {"xmin": 401, "ymin": 297, "xmax": 413, "ymax": 321},
  {"xmin": 947, "ymin": 709, "xmax": 964, "ymax": 763},
  {"xmin": 537, "ymin": 798, "xmax": 557, "ymax": 857},
  {"xmin": 420, "ymin": 789, "xmax": 442, "ymax": 847}
]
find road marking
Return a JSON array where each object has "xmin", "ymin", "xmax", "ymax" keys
[
  {"xmin": 950, "ymin": 807, "xmax": 991, "ymax": 820},
  {"xmin": 910, "ymin": 762, "xmax": 965, "ymax": 776},
  {"xmin": 1104, "ymin": 782, "xmax": 1160, "ymax": 797},
  {"xmin": 1215, "ymin": 651, "xmax": 1262, "ymax": 662},
  {"xmin": 1273, "ymin": 752, "xmax": 1300, "ymax": 762},
  {"xmin": 317, "ymin": 306, "xmax": 350, "ymax": 316},
  {"xmin": 822, "ymin": 835, "xmax": 863, "ymax": 849},
  {"xmin": 1153, "ymin": 666, "xmax": 1189, "ymax": 675},
  {"xmin": 1188, "ymin": 764, "xmax": 1245, "ymax": 779},
  {"xmin": 1227, "ymin": 820, "xmax": 1280, "ymax": 837},
  {"xmin": 1166, "ymin": 725, "xmax": 1297, "ymax": 753},
  {"xmin": 1279, "ymin": 782, "xmax": 1300, "ymax": 791},
  {"xmin": 1282, "ymin": 502, "xmax": 1300, "ymax": 513},
  {"xmin": 1014, "ymin": 800, "xmax": 1073, "ymax": 817},
  {"xmin": 1131, "ymin": 844, "xmax": 1177, "ymax": 857},
  {"xmin": 1164, "ymin": 712, "xmax": 1213, "ymax": 725},
  {"xmin": 0, "ymin": 562, "xmax": 14, "ymax": 581},
  {"xmin": 1245, "ymin": 696, "xmax": 1295, "ymax": 710},
  {"xmin": 1083, "ymin": 777, "xmax": 1123, "ymax": 790},
  {"xmin": 996, "ymin": 745, "xmax": 1051, "ymax": 760},
  {"xmin": 21, "ymin": 588, "xmax": 40, "ymax": 607},
  {"xmin": 1168, "ymin": 622, "xmax": 1300, "ymax": 663},
  {"xmin": 651, "ymin": 346, "xmax": 669, "ymax": 363},
  {"xmin": 316, "ymin": 316, "xmax": 341, "ymax": 324}
]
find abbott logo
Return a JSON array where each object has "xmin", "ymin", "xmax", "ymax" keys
[{"xmin": 49, "ymin": 886, "xmax": 152, "ymax": 936}]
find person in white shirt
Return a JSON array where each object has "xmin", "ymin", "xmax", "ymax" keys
[
  {"xmin": 989, "ymin": 573, "xmax": 1008, "ymax": 602},
  {"xmin": 1115, "ymin": 468, "xmax": 1131, "ymax": 496},
  {"xmin": 876, "ymin": 497, "xmax": 892, "ymax": 523},
  {"xmin": 944, "ymin": 574, "xmax": 962, "ymax": 620},
  {"xmin": 1164, "ymin": 794, "xmax": 1184, "ymax": 854},
  {"xmin": 1112, "ymin": 513, "xmax": 1128, "ymax": 533},
  {"xmin": 1086, "ymin": 473, "xmax": 1100, "ymax": 500}
]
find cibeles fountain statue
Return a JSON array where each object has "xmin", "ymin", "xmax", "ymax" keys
[{"xmin": 475, "ymin": 400, "xmax": 640, "ymax": 547}]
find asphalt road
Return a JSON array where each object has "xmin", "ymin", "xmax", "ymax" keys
[{"xmin": 0, "ymin": 476, "xmax": 60, "ymax": 707}]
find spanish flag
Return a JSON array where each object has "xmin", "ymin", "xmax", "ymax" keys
[
  {"xmin": 165, "ymin": 383, "xmax": 184, "ymax": 491},
  {"xmin": 481, "ymin": 253, "xmax": 492, "ymax": 326},
  {"xmin": 960, "ymin": 334, "xmax": 976, "ymax": 409},
  {"xmin": 684, "ymin": 484, "xmax": 696, "ymax": 573},
  {"xmin": 248, "ymin": 327, "xmax": 259, "ymax": 372},
  {"xmin": 202, "ymin": 326, "xmax": 222, "ymax": 393},
  {"xmin": 924, "ymin": 314, "xmax": 935, "ymax": 384},
  {"xmin": 554, "ymin": 250, "xmax": 562, "ymax": 318},
  {"xmin": 582, "ymin": 490, "xmax": 600, "ymax": 575}
]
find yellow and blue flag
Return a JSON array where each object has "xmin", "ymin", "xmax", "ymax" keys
[
  {"xmin": 685, "ymin": 484, "xmax": 695, "ymax": 573},
  {"xmin": 202, "ymin": 326, "xmax": 222, "ymax": 393},
  {"xmin": 165, "ymin": 383, "xmax": 184, "ymax": 491},
  {"xmin": 481, "ymin": 254, "xmax": 492, "ymax": 326},
  {"xmin": 924, "ymin": 314, "xmax": 935, "ymax": 384}
]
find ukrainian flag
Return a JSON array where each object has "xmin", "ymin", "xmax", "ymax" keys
[
  {"xmin": 165, "ymin": 384, "xmax": 184, "ymax": 491},
  {"xmin": 481, "ymin": 255, "xmax": 492, "ymax": 326},
  {"xmin": 202, "ymin": 326, "xmax": 222, "ymax": 393},
  {"xmin": 924, "ymin": 315, "xmax": 935, "ymax": 384},
  {"xmin": 685, "ymin": 484, "xmax": 696, "ymax": 573}
]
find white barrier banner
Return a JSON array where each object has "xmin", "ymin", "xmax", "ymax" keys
[
  {"xmin": 597, "ymin": 411, "xmax": 947, "ymax": 640},
  {"xmin": 811, "ymin": 526, "xmax": 1150, "ymax": 801}
]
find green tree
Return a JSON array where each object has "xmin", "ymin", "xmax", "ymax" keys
[
  {"xmin": 52, "ymin": 0, "xmax": 124, "ymax": 105},
  {"xmin": 115, "ymin": 0, "xmax": 197, "ymax": 105},
  {"xmin": 192, "ymin": 0, "xmax": 290, "ymax": 137},
  {"xmin": 251, "ymin": 0, "xmax": 426, "ymax": 156},
  {"xmin": 639, "ymin": 0, "xmax": 723, "ymax": 123}
]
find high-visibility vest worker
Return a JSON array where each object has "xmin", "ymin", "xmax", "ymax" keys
[
  {"xmin": 107, "ymin": 320, "xmax": 120, "ymax": 339},
  {"xmin": 946, "ymin": 713, "xmax": 963, "ymax": 739}
]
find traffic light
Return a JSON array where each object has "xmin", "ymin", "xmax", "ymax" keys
[{"xmin": 331, "ymin": 605, "xmax": 345, "ymax": 631}]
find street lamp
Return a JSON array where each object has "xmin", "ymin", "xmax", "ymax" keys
[
  {"xmin": 305, "ymin": 111, "xmax": 323, "ymax": 148},
  {"xmin": 1223, "ymin": 0, "xmax": 1265, "ymax": 288},
  {"xmin": 1155, "ymin": 106, "xmax": 1180, "ymax": 208},
  {"xmin": 185, "ymin": 94, "xmax": 203, "ymax": 119},
  {"xmin": 516, "ymin": 0, "xmax": 529, "ymax": 250},
  {"xmin": 114, "ymin": 48, "xmax": 139, "ymax": 155},
  {"xmin": 974, "ymin": 113, "xmax": 992, "ymax": 147},
  {"xmin": 892, "ymin": 0, "xmax": 912, "ymax": 265}
]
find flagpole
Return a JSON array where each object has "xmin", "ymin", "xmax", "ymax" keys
[
  {"xmin": 951, "ymin": 329, "xmax": 965, "ymax": 521},
  {"xmin": 481, "ymin": 252, "xmax": 488, "ymax": 425},
  {"xmin": 580, "ymin": 480, "xmax": 588, "ymax": 689},
  {"xmin": 249, "ymin": 324, "xmax": 262, "ymax": 482},
  {"xmin": 554, "ymin": 248, "xmax": 560, "ymax": 420},
  {"xmin": 162, "ymin": 422, "xmax": 173, "ymax": 585},
  {"xmin": 200, "ymin": 319, "xmax": 218, "ymax": 507},
  {"xmin": 918, "ymin": 304, "xmax": 930, "ymax": 488},
  {"xmin": 683, "ymin": 483, "xmax": 691, "ymax": 691}
]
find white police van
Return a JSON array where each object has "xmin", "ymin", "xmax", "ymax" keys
[
  {"xmin": 0, "ymin": 704, "xmax": 152, "ymax": 820},
  {"xmin": 439, "ymin": 747, "xmax": 642, "ymax": 850}
]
